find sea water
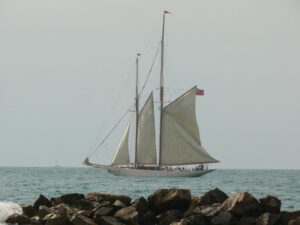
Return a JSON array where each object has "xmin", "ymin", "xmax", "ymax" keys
[{"xmin": 0, "ymin": 167, "xmax": 299, "ymax": 223}]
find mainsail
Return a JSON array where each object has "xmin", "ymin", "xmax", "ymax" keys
[
  {"xmin": 111, "ymin": 115, "xmax": 132, "ymax": 165},
  {"xmin": 160, "ymin": 86, "xmax": 219, "ymax": 165},
  {"xmin": 136, "ymin": 92, "xmax": 157, "ymax": 165}
]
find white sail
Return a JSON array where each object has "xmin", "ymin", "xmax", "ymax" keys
[
  {"xmin": 111, "ymin": 115, "xmax": 132, "ymax": 165},
  {"xmin": 160, "ymin": 86, "xmax": 219, "ymax": 165},
  {"xmin": 137, "ymin": 92, "xmax": 157, "ymax": 165}
]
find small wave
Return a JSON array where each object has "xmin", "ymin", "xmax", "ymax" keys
[{"xmin": 0, "ymin": 202, "xmax": 23, "ymax": 224}]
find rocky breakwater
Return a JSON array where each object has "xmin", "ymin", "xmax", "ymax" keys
[{"xmin": 5, "ymin": 188, "xmax": 300, "ymax": 225}]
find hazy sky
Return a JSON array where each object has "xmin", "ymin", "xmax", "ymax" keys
[{"xmin": 1, "ymin": 0, "xmax": 300, "ymax": 169}]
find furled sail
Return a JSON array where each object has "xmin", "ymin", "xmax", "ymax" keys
[
  {"xmin": 111, "ymin": 115, "xmax": 132, "ymax": 165},
  {"xmin": 137, "ymin": 92, "xmax": 157, "ymax": 165},
  {"xmin": 160, "ymin": 86, "xmax": 219, "ymax": 165}
]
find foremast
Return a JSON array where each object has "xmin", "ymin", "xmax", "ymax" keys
[
  {"xmin": 135, "ymin": 53, "xmax": 140, "ymax": 168},
  {"xmin": 159, "ymin": 10, "xmax": 170, "ymax": 166}
]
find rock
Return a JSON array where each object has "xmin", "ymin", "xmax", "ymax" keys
[
  {"xmin": 157, "ymin": 209, "xmax": 183, "ymax": 225},
  {"xmin": 31, "ymin": 216, "xmax": 43, "ymax": 225},
  {"xmin": 198, "ymin": 188, "xmax": 228, "ymax": 206},
  {"xmin": 113, "ymin": 200, "xmax": 126, "ymax": 210},
  {"xmin": 44, "ymin": 213, "xmax": 70, "ymax": 225},
  {"xmin": 72, "ymin": 199, "xmax": 94, "ymax": 211},
  {"xmin": 148, "ymin": 189, "xmax": 191, "ymax": 213},
  {"xmin": 280, "ymin": 211, "xmax": 300, "ymax": 225},
  {"xmin": 289, "ymin": 218, "xmax": 300, "ymax": 225},
  {"xmin": 132, "ymin": 196, "xmax": 149, "ymax": 216},
  {"xmin": 5, "ymin": 213, "xmax": 31, "ymax": 224},
  {"xmin": 221, "ymin": 191, "xmax": 260, "ymax": 216},
  {"xmin": 20, "ymin": 203, "xmax": 36, "ymax": 218},
  {"xmin": 259, "ymin": 195, "xmax": 281, "ymax": 213},
  {"xmin": 69, "ymin": 213, "xmax": 98, "ymax": 225},
  {"xmin": 237, "ymin": 216, "xmax": 256, "ymax": 225},
  {"xmin": 38, "ymin": 205, "xmax": 50, "ymax": 219},
  {"xmin": 94, "ymin": 206, "xmax": 115, "ymax": 218},
  {"xmin": 33, "ymin": 194, "xmax": 51, "ymax": 210},
  {"xmin": 192, "ymin": 203, "xmax": 221, "ymax": 218},
  {"xmin": 178, "ymin": 215, "xmax": 208, "ymax": 225},
  {"xmin": 114, "ymin": 205, "xmax": 139, "ymax": 225},
  {"xmin": 210, "ymin": 210, "xmax": 232, "ymax": 225},
  {"xmin": 256, "ymin": 212, "xmax": 280, "ymax": 225},
  {"xmin": 183, "ymin": 196, "xmax": 201, "ymax": 217},
  {"xmin": 50, "ymin": 193, "xmax": 85, "ymax": 206},
  {"xmin": 139, "ymin": 210, "xmax": 156, "ymax": 225},
  {"xmin": 87, "ymin": 192, "xmax": 131, "ymax": 206},
  {"xmin": 95, "ymin": 216, "xmax": 125, "ymax": 225}
]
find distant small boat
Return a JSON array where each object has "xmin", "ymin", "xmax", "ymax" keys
[{"xmin": 84, "ymin": 11, "xmax": 219, "ymax": 177}]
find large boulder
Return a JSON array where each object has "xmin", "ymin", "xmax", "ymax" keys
[
  {"xmin": 259, "ymin": 195, "xmax": 281, "ymax": 213},
  {"xmin": 198, "ymin": 188, "xmax": 228, "ymax": 206},
  {"xmin": 87, "ymin": 192, "xmax": 131, "ymax": 206},
  {"xmin": 176, "ymin": 215, "xmax": 208, "ymax": 225},
  {"xmin": 210, "ymin": 210, "xmax": 232, "ymax": 225},
  {"xmin": 237, "ymin": 216, "xmax": 256, "ymax": 225},
  {"xmin": 221, "ymin": 191, "xmax": 260, "ymax": 216},
  {"xmin": 44, "ymin": 213, "xmax": 70, "ymax": 225},
  {"xmin": 148, "ymin": 189, "xmax": 191, "ymax": 213},
  {"xmin": 72, "ymin": 199, "xmax": 94, "ymax": 211},
  {"xmin": 114, "ymin": 205, "xmax": 139, "ymax": 225},
  {"xmin": 191, "ymin": 203, "xmax": 221, "ymax": 218},
  {"xmin": 183, "ymin": 196, "xmax": 201, "ymax": 217},
  {"xmin": 139, "ymin": 211, "xmax": 156, "ymax": 225},
  {"xmin": 156, "ymin": 209, "xmax": 183, "ymax": 225},
  {"xmin": 94, "ymin": 206, "xmax": 115, "ymax": 218},
  {"xmin": 20, "ymin": 203, "xmax": 36, "ymax": 218},
  {"xmin": 69, "ymin": 213, "xmax": 98, "ymax": 225},
  {"xmin": 289, "ymin": 217, "xmax": 300, "ymax": 225},
  {"xmin": 50, "ymin": 193, "xmax": 85, "ymax": 206},
  {"xmin": 280, "ymin": 211, "xmax": 300, "ymax": 225},
  {"xmin": 38, "ymin": 205, "xmax": 50, "ymax": 219},
  {"xmin": 95, "ymin": 216, "xmax": 125, "ymax": 225},
  {"xmin": 34, "ymin": 194, "xmax": 51, "ymax": 210},
  {"xmin": 5, "ymin": 213, "xmax": 31, "ymax": 224},
  {"xmin": 256, "ymin": 212, "xmax": 280, "ymax": 225},
  {"xmin": 132, "ymin": 196, "xmax": 149, "ymax": 216}
]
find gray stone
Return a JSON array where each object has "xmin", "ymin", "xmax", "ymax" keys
[
  {"xmin": 179, "ymin": 215, "xmax": 208, "ymax": 225},
  {"xmin": 132, "ymin": 196, "xmax": 149, "ymax": 216},
  {"xmin": 198, "ymin": 188, "xmax": 228, "ymax": 206},
  {"xmin": 114, "ymin": 205, "xmax": 139, "ymax": 225},
  {"xmin": 69, "ymin": 213, "xmax": 98, "ymax": 225},
  {"xmin": 96, "ymin": 216, "xmax": 125, "ymax": 225},
  {"xmin": 256, "ymin": 212, "xmax": 280, "ymax": 225},
  {"xmin": 221, "ymin": 191, "xmax": 260, "ymax": 216},
  {"xmin": 140, "ymin": 210, "xmax": 156, "ymax": 225},
  {"xmin": 38, "ymin": 205, "xmax": 50, "ymax": 219},
  {"xmin": 211, "ymin": 210, "xmax": 232, "ymax": 225},
  {"xmin": 280, "ymin": 211, "xmax": 300, "ymax": 225},
  {"xmin": 20, "ymin": 204, "xmax": 36, "ymax": 218},
  {"xmin": 259, "ymin": 195, "xmax": 281, "ymax": 213},
  {"xmin": 33, "ymin": 194, "xmax": 51, "ymax": 210},
  {"xmin": 148, "ymin": 189, "xmax": 191, "ymax": 213},
  {"xmin": 5, "ymin": 213, "xmax": 31, "ymax": 225},
  {"xmin": 87, "ymin": 192, "xmax": 131, "ymax": 206}
]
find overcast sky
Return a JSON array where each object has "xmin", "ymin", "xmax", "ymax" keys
[{"xmin": 1, "ymin": 0, "xmax": 299, "ymax": 169}]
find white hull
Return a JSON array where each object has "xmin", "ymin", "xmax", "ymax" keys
[{"xmin": 102, "ymin": 166, "xmax": 215, "ymax": 177}]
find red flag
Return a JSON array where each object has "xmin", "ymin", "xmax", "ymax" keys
[
  {"xmin": 196, "ymin": 88, "xmax": 204, "ymax": 96},
  {"xmin": 164, "ymin": 10, "xmax": 171, "ymax": 14}
]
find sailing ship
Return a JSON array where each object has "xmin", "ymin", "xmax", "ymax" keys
[{"xmin": 84, "ymin": 11, "xmax": 219, "ymax": 177}]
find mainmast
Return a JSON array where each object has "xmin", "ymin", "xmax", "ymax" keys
[
  {"xmin": 135, "ymin": 53, "xmax": 140, "ymax": 168},
  {"xmin": 159, "ymin": 10, "xmax": 170, "ymax": 166}
]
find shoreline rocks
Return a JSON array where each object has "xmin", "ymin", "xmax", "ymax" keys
[{"xmin": 5, "ymin": 188, "xmax": 300, "ymax": 225}]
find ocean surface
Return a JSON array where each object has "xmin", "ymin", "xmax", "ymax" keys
[{"xmin": 0, "ymin": 167, "xmax": 299, "ymax": 223}]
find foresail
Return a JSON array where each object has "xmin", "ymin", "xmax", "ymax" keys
[
  {"xmin": 161, "ymin": 86, "xmax": 219, "ymax": 165},
  {"xmin": 137, "ymin": 92, "xmax": 157, "ymax": 165},
  {"xmin": 111, "ymin": 115, "xmax": 132, "ymax": 165}
]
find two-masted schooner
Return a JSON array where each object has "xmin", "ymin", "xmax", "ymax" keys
[{"xmin": 84, "ymin": 11, "xmax": 219, "ymax": 177}]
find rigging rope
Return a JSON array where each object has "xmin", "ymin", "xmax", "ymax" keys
[
  {"xmin": 139, "ymin": 47, "xmax": 160, "ymax": 98},
  {"xmin": 87, "ymin": 107, "xmax": 131, "ymax": 158}
]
